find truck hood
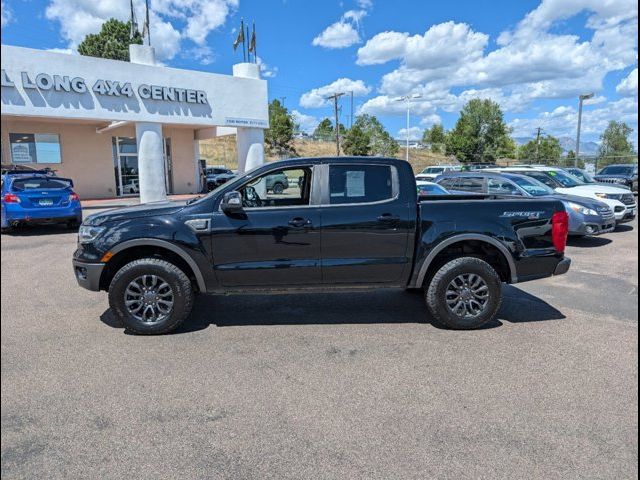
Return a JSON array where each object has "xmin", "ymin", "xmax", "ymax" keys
[
  {"xmin": 83, "ymin": 200, "xmax": 187, "ymax": 226},
  {"xmin": 555, "ymin": 184, "xmax": 630, "ymax": 195}
]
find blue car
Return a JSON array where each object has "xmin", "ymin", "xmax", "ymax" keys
[{"xmin": 1, "ymin": 173, "xmax": 82, "ymax": 231}]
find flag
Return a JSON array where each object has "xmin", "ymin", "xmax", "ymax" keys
[
  {"xmin": 248, "ymin": 23, "xmax": 256, "ymax": 54},
  {"xmin": 233, "ymin": 20, "xmax": 245, "ymax": 51}
]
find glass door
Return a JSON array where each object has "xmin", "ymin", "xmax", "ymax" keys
[
  {"xmin": 112, "ymin": 136, "xmax": 172, "ymax": 197},
  {"xmin": 112, "ymin": 137, "xmax": 139, "ymax": 196}
]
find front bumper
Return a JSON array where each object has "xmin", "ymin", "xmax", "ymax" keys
[
  {"xmin": 553, "ymin": 257, "xmax": 571, "ymax": 276},
  {"xmin": 72, "ymin": 259, "xmax": 105, "ymax": 291}
]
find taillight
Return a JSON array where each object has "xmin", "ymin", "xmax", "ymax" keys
[
  {"xmin": 2, "ymin": 193, "xmax": 20, "ymax": 203},
  {"xmin": 69, "ymin": 192, "xmax": 80, "ymax": 202},
  {"xmin": 552, "ymin": 211, "xmax": 569, "ymax": 253}
]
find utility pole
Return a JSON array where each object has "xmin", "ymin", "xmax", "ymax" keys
[
  {"xmin": 326, "ymin": 92, "xmax": 345, "ymax": 156},
  {"xmin": 350, "ymin": 91, "xmax": 354, "ymax": 128},
  {"xmin": 535, "ymin": 127, "xmax": 543, "ymax": 164}
]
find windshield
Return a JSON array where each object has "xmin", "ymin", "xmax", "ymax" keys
[
  {"xmin": 546, "ymin": 169, "xmax": 583, "ymax": 187},
  {"xmin": 569, "ymin": 169, "xmax": 596, "ymax": 183},
  {"xmin": 12, "ymin": 177, "xmax": 71, "ymax": 190},
  {"xmin": 418, "ymin": 183, "xmax": 448, "ymax": 195},
  {"xmin": 509, "ymin": 175, "xmax": 555, "ymax": 196},
  {"xmin": 598, "ymin": 165, "xmax": 635, "ymax": 175}
]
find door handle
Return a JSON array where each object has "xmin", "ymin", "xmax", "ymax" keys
[
  {"xmin": 288, "ymin": 217, "xmax": 311, "ymax": 228},
  {"xmin": 377, "ymin": 213, "xmax": 400, "ymax": 222}
]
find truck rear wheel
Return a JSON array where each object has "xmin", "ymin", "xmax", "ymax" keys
[
  {"xmin": 425, "ymin": 257, "xmax": 502, "ymax": 329},
  {"xmin": 108, "ymin": 258, "xmax": 194, "ymax": 335}
]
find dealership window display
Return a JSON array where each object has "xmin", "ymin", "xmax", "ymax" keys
[{"xmin": 9, "ymin": 133, "xmax": 61, "ymax": 164}]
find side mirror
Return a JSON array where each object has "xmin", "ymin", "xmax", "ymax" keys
[{"xmin": 221, "ymin": 191, "xmax": 243, "ymax": 214}]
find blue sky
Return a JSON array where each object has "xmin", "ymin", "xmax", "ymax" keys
[{"xmin": 1, "ymin": 0, "xmax": 637, "ymax": 145}]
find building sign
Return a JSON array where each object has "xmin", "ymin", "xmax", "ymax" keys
[
  {"xmin": 1, "ymin": 70, "xmax": 208, "ymax": 105},
  {"xmin": 1, "ymin": 45, "xmax": 269, "ymax": 128}
]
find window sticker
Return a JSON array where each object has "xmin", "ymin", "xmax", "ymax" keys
[{"xmin": 346, "ymin": 170, "xmax": 365, "ymax": 197}]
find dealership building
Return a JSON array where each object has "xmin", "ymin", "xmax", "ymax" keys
[{"xmin": 1, "ymin": 44, "xmax": 269, "ymax": 200}]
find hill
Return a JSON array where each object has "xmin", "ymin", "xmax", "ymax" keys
[{"xmin": 199, "ymin": 137, "xmax": 452, "ymax": 173}]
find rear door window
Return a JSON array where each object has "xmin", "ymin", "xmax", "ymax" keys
[
  {"xmin": 455, "ymin": 176, "xmax": 485, "ymax": 193},
  {"xmin": 328, "ymin": 165, "xmax": 394, "ymax": 204},
  {"xmin": 11, "ymin": 178, "xmax": 71, "ymax": 190}
]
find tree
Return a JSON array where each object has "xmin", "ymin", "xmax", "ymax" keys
[
  {"xmin": 517, "ymin": 135, "xmax": 563, "ymax": 163},
  {"xmin": 265, "ymin": 99, "xmax": 295, "ymax": 154},
  {"xmin": 445, "ymin": 99, "xmax": 514, "ymax": 162},
  {"xmin": 353, "ymin": 114, "xmax": 399, "ymax": 156},
  {"xmin": 598, "ymin": 121, "xmax": 636, "ymax": 167},
  {"xmin": 313, "ymin": 118, "xmax": 334, "ymax": 141},
  {"xmin": 422, "ymin": 124, "xmax": 446, "ymax": 153},
  {"xmin": 342, "ymin": 125, "xmax": 371, "ymax": 156},
  {"xmin": 78, "ymin": 19, "xmax": 142, "ymax": 61}
]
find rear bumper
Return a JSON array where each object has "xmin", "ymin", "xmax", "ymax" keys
[
  {"xmin": 553, "ymin": 257, "xmax": 571, "ymax": 276},
  {"xmin": 4, "ymin": 205, "xmax": 82, "ymax": 223},
  {"xmin": 72, "ymin": 259, "xmax": 105, "ymax": 291}
]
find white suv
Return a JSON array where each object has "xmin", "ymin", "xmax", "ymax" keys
[
  {"xmin": 416, "ymin": 165, "xmax": 461, "ymax": 181},
  {"xmin": 489, "ymin": 166, "xmax": 637, "ymax": 223}
]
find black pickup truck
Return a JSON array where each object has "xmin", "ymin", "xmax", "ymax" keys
[{"xmin": 73, "ymin": 157, "xmax": 571, "ymax": 334}]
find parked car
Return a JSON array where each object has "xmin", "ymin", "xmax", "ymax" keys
[
  {"xmin": 205, "ymin": 167, "xmax": 235, "ymax": 191},
  {"xmin": 489, "ymin": 166, "xmax": 637, "ymax": 223},
  {"xmin": 415, "ymin": 165, "xmax": 461, "ymax": 181},
  {"xmin": 594, "ymin": 164, "xmax": 638, "ymax": 193},
  {"xmin": 73, "ymin": 156, "xmax": 570, "ymax": 335},
  {"xmin": 265, "ymin": 171, "xmax": 289, "ymax": 194},
  {"xmin": 416, "ymin": 181, "xmax": 450, "ymax": 196},
  {"xmin": 460, "ymin": 163, "xmax": 498, "ymax": 171},
  {"xmin": 1, "ymin": 173, "xmax": 82, "ymax": 231},
  {"xmin": 121, "ymin": 179, "xmax": 140, "ymax": 194},
  {"xmin": 563, "ymin": 167, "xmax": 609, "ymax": 186},
  {"xmin": 435, "ymin": 171, "xmax": 615, "ymax": 236}
]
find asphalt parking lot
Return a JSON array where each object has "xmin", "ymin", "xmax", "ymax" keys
[{"xmin": 1, "ymin": 217, "xmax": 638, "ymax": 479}]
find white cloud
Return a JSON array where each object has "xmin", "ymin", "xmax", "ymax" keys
[
  {"xmin": 397, "ymin": 126, "xmax": 423, "ymax": 141},
  {"xmin": 291, "ymin": 110, "xmax": 320, "ymax": 133},
  {"xmin": 312, "ymin": 9, "xmax": 368, "ymax": 49},
  {"xmin": 617, "ymin": 68, "xmax": 638, "ymax": 97},
  {"xmin": 358, "ymin": 94, "xmax": 438, "ymax": 117},
  {"xmin": 44, "ymin": 0, "xmax": 237, "ymax": 62},
  {"xmin": 354, "ymin": 0, "xmax": 638, "ymax": 128},
  {"xmin": 420, "ymin": 114, "xmax": 442, "ymax": 127},
  {"xmin": 358, "ymin": 22, "xmax": 488, "ymax": 70},
  {"xmin": 509, "ymin": 96, "xmax": 638, "ymax": 144},
  {"xmin": 46, "ymin": 48, "xmax": 75, "ymax": 55},
  {"xmin": 1, "ymin": 0, "xmax": 12, "ymax": 27},
  {"xmin": 257, "ymin": 56, "xmax": 278, "ymax": 78},
  {"xmin": 300, "ymin": 78, "xmax": 371, "ymax": 108},
  {"xmin": 312, "ymin": 19, "xmax": 361, "ymax": 49}
]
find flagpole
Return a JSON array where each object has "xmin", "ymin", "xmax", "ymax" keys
[
  {"xmin": 241, "ymin": 19, "xmax": 246, "ymax": 62},
  {"xmin": 253, "ymin": 22, "xmax": 257, "ymax": 64},
  {"xmin": 245, "ymin": 25, "xmax": 250, "ymax": 62}
]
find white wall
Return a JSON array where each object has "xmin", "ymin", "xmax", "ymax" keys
[{"xmin": 1, "ymin": 45, "xmax": 269, "ymax": 128}]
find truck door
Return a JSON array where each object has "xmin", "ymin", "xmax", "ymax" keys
[
  {"xmin": 210, "ymin": 164, "xmax": 322, "ymax": 287},
  {"xmin": 319, "ymin": 162, "xmax": 414, "ymax": 284}
]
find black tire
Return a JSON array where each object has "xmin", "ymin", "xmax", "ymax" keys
[
  {"xmin": 108, "ymin": 258, "xmax": 194, "ymax": 335},
  {"xmin": 272, "ymin": 182, "xmax": 285, "ymax": 194},
  {"xmin": 425, "ymin": 257, "xmax": 502, "ymax": 330}
]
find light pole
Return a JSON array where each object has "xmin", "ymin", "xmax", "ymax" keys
[
  {"xmin": 575, "ymin": 92, "xmax": 594, "ymax": 167},
  {"xmin": 395, "ymin": 93, "xmax": 422, "ymax": 162}
]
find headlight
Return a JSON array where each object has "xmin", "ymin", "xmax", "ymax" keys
[
  {"xmin": 78, "ymin": 225, "xmax": 106, "ymax": 243},
  {"xmin": 595, "ymin": 193, "xmax": 608, "ymax": 199},
  {"xmin": 568, "ymin": 202, "xmax": 598, "ymax": 216}
]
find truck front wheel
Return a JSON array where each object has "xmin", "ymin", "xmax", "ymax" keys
[
  {"xmin": 108, "ymin": 258, "xmax": 195, "ymax": 335},
  {"xmin": 425, "ymin": 257, "xmax": 502, "ymax": 329}
]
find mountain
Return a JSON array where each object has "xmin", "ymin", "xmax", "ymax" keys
[{"xmin": 513, "ymin": 136, "xmax": 599, "ymax": 156}]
